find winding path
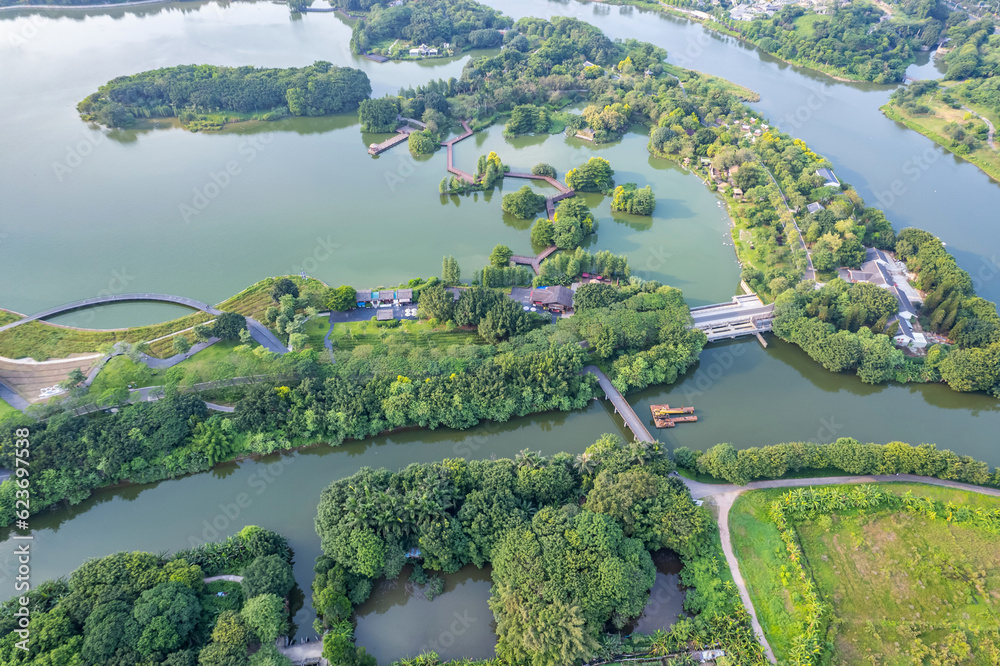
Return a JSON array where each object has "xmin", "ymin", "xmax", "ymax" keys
[
  {"xmin": 683, "ymin": 473, "xmax": 1000, "ymax": 664},
  {"xmin": 962, "ymin": 105, "xmax": 997, "ymax": 150},
  {"xmin": 0, "ymin": 292, "xmax": 288, "ymax": 354}
]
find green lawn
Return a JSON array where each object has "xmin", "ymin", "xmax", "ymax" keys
[
  {"xmin": 0, "ymin": 310, "xmax": 22, "ymax": 327},
  {"xmin": 216, "ymin": 276, "xmax": 329, "ymax": 323},
  {"xmin": 792, "ymin": 13, "xmax": 825, "ymax": 37},
  {"xmin": 304, "ymin": 315, "xmax": 331, "ymax": 352},
  {"xmin": 328, "ymin": 318, "xmax": 482, "ymax": 352},
  {"xmin": 0, "ymin": 398, "xmax": 18, "ymax": 421},
  {"xmin": 731, "ymin": 483, "xmax": 1000, "ymax": 664},
  {"xmin": 883, "ymin": 98, "xmax": 1000, "ymax": 183}
]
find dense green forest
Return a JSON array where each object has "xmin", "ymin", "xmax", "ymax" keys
[
  {"xmin": 79, "ymin": 62, "xmax": 371, "ymax": 130},
  {"xmin": 0, "ymin": 280, "xmax": 704, "ymax": 527},
  {"xmin": 0, "ymin": 526, "xmax": 296, "ymax": 665},
  {"xmin": 720, "ymin": 3, "xmax": 916, "ymax": 83},
  {"xmin": 312, "ymin": 436, "xmax": 766, "ymax": 666},
  {"xmin": 348, "ymin": 0, "xmax": 512, "ymax": 56}
]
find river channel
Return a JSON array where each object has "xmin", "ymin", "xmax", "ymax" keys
[{"xmin": 1, "ymin": 0, "xmax": 998, "ymax": 658}]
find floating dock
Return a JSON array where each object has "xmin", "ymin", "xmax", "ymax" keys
[{"xmin": 650, "ymin": 404, "xmax": 698, "ymax": 428}]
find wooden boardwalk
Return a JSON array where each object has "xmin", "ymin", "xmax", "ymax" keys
[
  {"xmin": 441, "ymin": 120, "xmax": 475, "ymax": 182},
  {"xmin": 505, "ymin": 171, "xmax": 575, "ymax": 220},
  {"xmin": 584, "ymin": 365, "xmax": 655, "ymax": 443},
  {"xmin": 510, "ymin": 245, "xmax": 558, "ymax": 274}
]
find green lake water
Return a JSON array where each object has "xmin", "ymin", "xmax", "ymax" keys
[{"xmin": 1, "ymin": 0, "xmax": 998, "ymax": 657}]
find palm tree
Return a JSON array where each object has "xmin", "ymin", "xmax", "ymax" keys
[
  {"xmin": 515, "ymin": 448, "xmax": 544, "ymax": 470},
  {"xmin": 573, "ymin": 452, "xmax": 596, "ymax": 477}
]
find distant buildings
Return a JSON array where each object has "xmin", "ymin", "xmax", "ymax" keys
[
  {"xmin": 408, "ymin": 44, "xmax": 439, "ymax": 56},
  {"xmin": 806, "ymin": 201, "xmax": 825, "ymax": 214}
]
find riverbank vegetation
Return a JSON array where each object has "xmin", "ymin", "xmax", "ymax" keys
[
  {"xmin": 312, "ymin": 436, "xmax": 766, "ymax": 666},
  {"xmin": 0, "ymin": 526, "xmax": 296, "ymax": 665},
  {"xmin": 79, "ymin": 62, "xmax": 371, "ymax": 131},
  {"xmin": 347, "ymin": 0, "xmax": 511, "ymax": 59},
  {"xmin": 0, "ymin": 274, "xmax": 708, "ymax": 526},
  {"xmin": 675, "ymin": 437, "xmax": 1000, "ymax": 487},
  {"xmin": 882, "ymin": 78, "xmax": 1000, "ymax": 182},
  {"xmin": 730, "ymin": 483, "xmax": 1000, "ymax": 663}
]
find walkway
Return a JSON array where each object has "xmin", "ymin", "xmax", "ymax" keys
[
  {"xmin": 681, "ymin": 473, "xmax": 1000, "ymax": 664},
  {"xmin": 203, "ymin": 574, "xmax": 243, "ymax": 583},
  {"xmin": 583, "ymin": 365, "xmax": 654, "ymax": 443},
  {"xmin": 0, "ymin": 293, "xmax": 222, "ymax": 333},
  {"xmin": 758, "ymin": 160, "xmax": 815, "ymax": 281},
  {"xmin": 962, "ymin": 105, "xmax": 997, "ymax": 150},
  {"xmin": 441, "ymin": 120, "xmax": 475, "ymax": 182},
  {"xmin": 510, "ymin": 245, "xmax": 558, "ymax": 274},
  {"xmin": 505, "ymin": 171, "xmax": 576, "ymax": 220}
]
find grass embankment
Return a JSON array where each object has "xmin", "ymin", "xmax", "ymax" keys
[
  {"xmin": 89, "ymin": 340, "xmax": 249, "ymax": 394},
  {"xmin": 303, "ymin": 315, "xmax": 331, "ymax": 352},
  {"xmin": 0, "ymin": 399, "xmax": 18, "ymax": 421},
  {"xmin": 215, "ymin": 276, "xmax": 329, "ymax": 322},
  {"xmin": 882, "ymin": 98, "xmax": 1000, "ymax": 183},
  {"xmin": 0, "ymin": 310, "xmax": 22, "ymax": 327},
  {"xmin": 328, "ymin": 319, "xmax": 482, "ymax": 352},
  {"xmin": 0, "ymin": 312, "xmax": 212, "ymax": 361},
  {"xmin": 730, "ymin": 483, "xmax": 1000, "ymax": 664},
  {"xmin": 662, "ymin": 63, "xmax": 761, "ymax": 102}
]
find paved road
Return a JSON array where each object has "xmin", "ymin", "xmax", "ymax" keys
[
  {"xmin": 0, "ymin": 379, "xmax": 29, "ymax": 410},
  {"xmin": 683, "ymin": 473, "xmax": 1000, "ymax": 664}
]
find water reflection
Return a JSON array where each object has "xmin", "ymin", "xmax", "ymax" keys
[
  {"xmin": 621, "ymin": 551, "xmax": 686, "ymax": 635},
  {"xmin": 354, "ymin": 564, "xmax": 497, "ymax": 665}
]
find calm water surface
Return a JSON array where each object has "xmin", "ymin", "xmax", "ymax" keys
[{"xmin": 1, "ymin": 0, "xmax": 998, "ymax": 650}]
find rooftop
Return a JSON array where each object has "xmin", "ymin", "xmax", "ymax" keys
[{"xmin": 531, "ymin": 285, "xmax": 574, "ymax": 308}]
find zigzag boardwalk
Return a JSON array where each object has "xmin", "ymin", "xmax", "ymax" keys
[
  {"xmin": 441, "ymin": 119, "xmax": 475, "ymax": 182},
  {"xmin": 510, "ymin": 245, "xmax": 558, "ymax": 275}
]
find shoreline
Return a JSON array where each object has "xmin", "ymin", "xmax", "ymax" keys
[
  {"xmin": 0, "ymin": 0, "xmax": 188, "ymax": 11},
  {"xmin": 621, "ymin": 1, "xmax": 903, "ymax": 85},
  {"xmin": 881, "ymin": 102, "xmax": 1000, "ymax": 183}
]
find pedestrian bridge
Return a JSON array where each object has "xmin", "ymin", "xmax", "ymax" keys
[{"xmin": 690, "ymin": 294, "xmax": 775, "ymax": 343}]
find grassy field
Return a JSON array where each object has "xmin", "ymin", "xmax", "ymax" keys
[
  {"xmin": 328, "ymin": 319, "xmax": 482, "ymax": 353},
  {"xmin": 215, "ymin": 276, "xmax": 329, "ymax": 323},
  {"xmin": 304, "ymin": 316, "xmax": 331, "ymax": 352},
  {"xmin": 0, "ymin": 310, "xmax": 22, "ymax": 327},
  {"xmin": 731, "ymin": 483, "xmax": 1000, "ymax": 664},
  {"xmin": 90, "ymin": 341, "xmax": 248, "ymax": 393},
  {"xmin": 0, "ymin": 398, "xmax": 18, "ymax": 421},
  {"xmin": 0, "ymin": 312, "xmax": 213, "ymax": 361},
  {"xmin": 883, "ymin": 98, "xmax": 1000, "ymax": 183},
  {"xmin": 792, "ymin": 12, "xmax": 825, "ymax": 37}
]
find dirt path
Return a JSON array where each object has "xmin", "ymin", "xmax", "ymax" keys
[
  {"xmin": 963, "ymin": 105, "xmax": 997, "ymax": 150},
  {"xmin": 685, "ymin": 473, "xmax": 1000, "ymax": 664}
]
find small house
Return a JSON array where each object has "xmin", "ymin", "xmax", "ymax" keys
[
  {"xmin": 376, "ymin": 309, "xmax": 395, "ymax": 321},
  {"xmin": 531, "ymin": 286, "xmax": 575, "ymax": 314},
  {"xmin": 409, "ymin": 48, "xmax": 420, "ymax": 56},
  {"xmin": 733, "ymin": 187, "xmax": 744, "ymax": 199},
  {"xmin": 397, "ymin": 289, "xmax": 413, "ymax": 304},
  {"xmin": 377, "ymin": 290, "xmax": 395, "ymax": 304},
  {"xmin": 816, "ymin": 168, "xmax": 840, "ymax": 188},
  {"xmin": 806, "ymin": 201, "xmax": 824, "ymax": 214},
  {"xmin": 356, "ymin": 290, "xmax": 373, "ymax": 307}
]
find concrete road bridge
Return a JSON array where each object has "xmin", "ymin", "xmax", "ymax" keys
[{"xmin": 690, "ymin": 294, "xmax": 775, "ymax": 344}]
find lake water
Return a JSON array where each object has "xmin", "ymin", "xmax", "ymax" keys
[{"xmin": 1, "ymin": 0, "xmax": 998, "ymax": 651}]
